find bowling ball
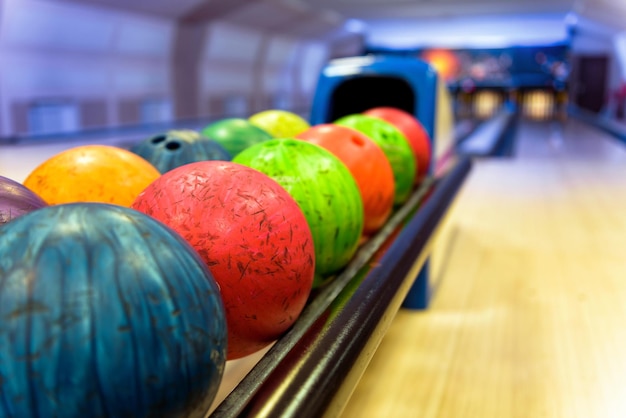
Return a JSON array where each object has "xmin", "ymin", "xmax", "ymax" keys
[
  {"xmin": 249, "ymin": 110, "xmax": 310, "ymax": 138},
  {"xmin": 233, "ymin": 139, "xmax": 364, "ymax": 279},
  {"xmin": 335, "ymin": 114, "xmax": 416, "ymax": 205},
  {"xmin": 201, "ymin": 118, "xmax": 272, "ymax": 157},
  {"xmin": 0, "ymin": 203, "xmax": 227, "ymax": 418},
  {"xmin": 297, "ymin": 124, "xmax": 395, "ymax": 235},
  {"xmin": 23, "ymin": 145, "xmax": 160, "ymax": 206},
  {"xmin": 364, "ymin": 107, "xmax": 432, "ymax": 182},
  {"xmin": 132, "ymin": 161, "xmax": 315, "ymax": 360},
  {"xmin": 0, "ymin": 175, "xmax": 47, "ymax": 225},
  {"xmin": 130, "ymin": 129, "xmax": 231, "ymax": 174}
]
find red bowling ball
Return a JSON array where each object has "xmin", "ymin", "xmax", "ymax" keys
[
  {"xmin": 132, "ymin": 161, "xmax": 315, "ymax": 360},
  {"xmin": 364, "ymin": 107, "xmax": 432, "ymax": 182}
]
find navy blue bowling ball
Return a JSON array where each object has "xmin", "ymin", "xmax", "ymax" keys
[
  {"xmin": 131, "ymin": 129, "xmax": 231, "ymax": 173},
  {"xmin": 0, "ymin": 203, "xmax": 227, "ymax": 418},
  {"xmin": 0, "ymin": 175, "xmax": 47, "ymax": 225}
]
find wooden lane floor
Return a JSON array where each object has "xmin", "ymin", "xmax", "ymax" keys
[{"xmin": 340, "ymin": 118, "xmax": 626, "ymax": 418}]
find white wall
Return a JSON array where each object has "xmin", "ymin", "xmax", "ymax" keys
[
  {"xmin": 0, "ymin": 0, "xmax": 331, "ymax": 136},
  {"xmin": 198, "ymin": 21, "xmax": 328, "ymax": 118},
  {"xmin": 0, "ymin": 0, "xmax": 175, "ymax": 135},
  {"xmin": 200, "ymin": 22, "xmax": 261, "ymax": 116},
  {"xmin": 575, "ymin": 0, "xmax": 626, "ymax": 36}
]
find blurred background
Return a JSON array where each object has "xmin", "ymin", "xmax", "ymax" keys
[{"xmin": 0, "ymin": 0, "xmax": 624, "ymax": 140}]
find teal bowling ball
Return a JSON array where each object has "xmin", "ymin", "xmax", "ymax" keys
[
  {"xmin": 335, "ymin": 114, "xmax": 416, "ymax": 205},
  {"xmin": 234, "ymin": 138, "xmax": 364, "ymax": 279},
  {"xmin": 131, "ymin": 129, "xmax": 231, "ymax": 173},
  {"xmin": 0, "ymin": 203, "xmax": 227, "ymax": 418},
  {"xmin": 201, "ymin": 118, "xmax": 272, "ymax": 158}
]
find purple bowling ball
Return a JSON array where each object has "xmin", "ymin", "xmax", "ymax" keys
[{"xmin": 0, "ymin": 175, "xmax": 47, "ymax": 225}]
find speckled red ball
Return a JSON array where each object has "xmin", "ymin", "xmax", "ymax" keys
[{"xmin": 132, "ymin": 161, "xmax": 315, "ymax": 359}]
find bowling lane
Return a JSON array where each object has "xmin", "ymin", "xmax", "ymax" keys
[
  {"xmin": 515, "ymin": 119, "xmax": 626, "ymax": 161},
  {"xmin": 340, "ymin": 118, "xmax": 626, "ymax": 418}
]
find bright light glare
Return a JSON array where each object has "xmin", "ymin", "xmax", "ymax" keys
[
  {"xmin": 366, "ymin": 14, "xmax": 570, "ymax": 49},
  {"xmin": 344, "ymin": 19, "xmax": 367, "ymax": 33}
]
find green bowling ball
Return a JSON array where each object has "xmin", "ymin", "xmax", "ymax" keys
[
  {"xmin": 233, "ymin": 138, "xmax": 364, "ymax": 280},
  {"xmin": 202, "ymin": 118, "xmax": 272, "ymax": 158},
  {"xmin": 335, "ymin": 114, "xmax": 416, "ymax": 205}
]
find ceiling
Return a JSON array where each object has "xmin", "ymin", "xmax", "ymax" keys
[{"xmin": 50, "ymin": 0, "xmax": 626, "ymax": 45}]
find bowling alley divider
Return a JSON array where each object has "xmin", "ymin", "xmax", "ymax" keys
[{"xmin": 456, "ymin": 109, "xmax": 518, "ymax": 157}]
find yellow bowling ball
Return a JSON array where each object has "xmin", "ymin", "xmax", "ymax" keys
[
  {"xmin": 24, "ymin": 145, "xmax": 160, "ymax": 206},
  {"xmin": 249, "ymin": 110, "xmax": 310, "ymax": 138}
]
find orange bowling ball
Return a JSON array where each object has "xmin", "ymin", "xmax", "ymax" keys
[
  {"xmin": 24, "ymin": 145, "xmax": 160, "ymax": 206},
  {"xmin": 298, "ymin": 124, "xmax": 395, "ymax": 235},
  {"xmin": 364, "ymin": 107, "xmax": 432, "ymax": 182}
]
